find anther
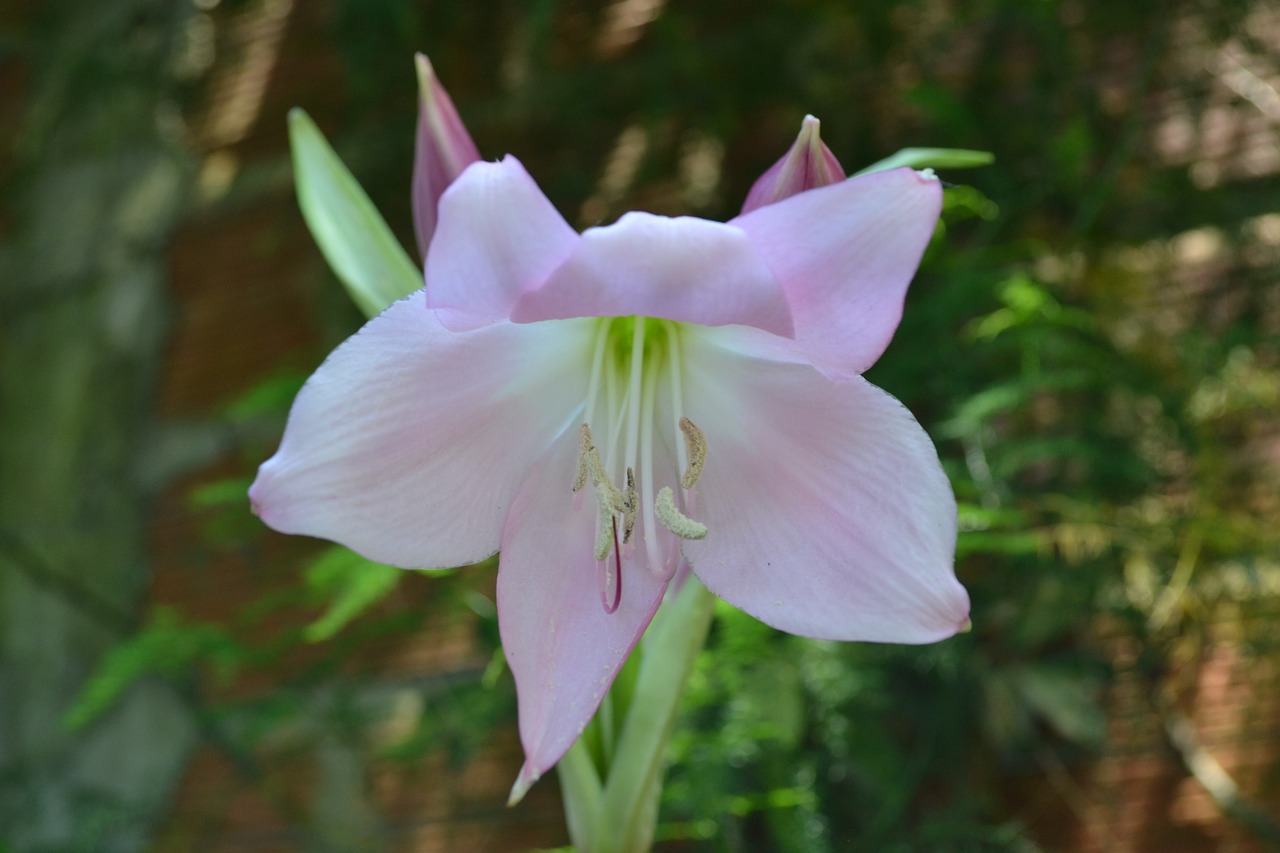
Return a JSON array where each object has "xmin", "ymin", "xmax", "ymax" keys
[
  {"xmin": 623, "ymin": 467, "xmax": 637, "ymax": 544},
  {"xmin": 679, "ymin": 416, "xmax": 706, "ymax": 489},
  {"xmin": 594, "ymin": 499, "xmax": 615, "ymax": 560},
  {"xmin": 655, "ymin": 486, "xmax": 707, "ymax": 540},
  {"xmin": 577, "ymin": 423, "xmax": 625, "ymax": 512},
  {"xmin": 572, "ymin": 424, "xmax": 592, "ymax": 492}
]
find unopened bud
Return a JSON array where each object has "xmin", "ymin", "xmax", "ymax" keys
[
  {"xmin": 740, "ymin": 115, "xmax": 845, "ymax": 214},
  {"xmin": 412, "ymin": 53, "xmax": 482, "ymax": 261}
]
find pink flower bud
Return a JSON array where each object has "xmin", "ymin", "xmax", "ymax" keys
[
  {"xmin": 740, "ymin": 114, "xmax": 845, "ymax": 214},
  {"xmin": 412, "ymin": 53, "xmax": 481, "ymax": 261}
]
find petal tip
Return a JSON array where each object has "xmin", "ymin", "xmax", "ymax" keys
[
  {"xmin": 507, "ymin": 763, "xmax": 541, "ymax": 807},
  {"xmin": 246, "ymin": 469, "xmax": 276, "ymax": 526}
]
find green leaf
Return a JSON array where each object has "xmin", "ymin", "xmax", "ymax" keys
[
  {"xmin": 303, "ymin": 546, "xmax": 404, "ymax": 641},
  {"xmin": 63, "ymin": 608, "xmax": 242, "ymax": 731},
  {"xmin": 188, "ymin": 477, "xmax": 255, "ymax": 509},
  {"xmin": 289, "ymin": 108, "xmax": 422, "ymax": 318},
  {"xmin": 598, "ymin": 579, "xmax": 717, "ymax": 853},
  {"xmin": 223, "ymin": 369, "xmax": 309, "ymax": 422},
  {"xmin": 853, "ymin": 147, "xmax": 995, "ymax": 176},
  {"xmin": 1013, "ymin": 665, "xmax": 1106, "ymax": 746}
]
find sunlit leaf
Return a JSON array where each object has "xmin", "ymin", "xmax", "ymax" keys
[
  {"xmin": 854, "ymin": 147, "xmax": 994, "ymax": 176},
  {"xmin": 289, "ymin": 108, "xmax": 422, "ymax": 318}
]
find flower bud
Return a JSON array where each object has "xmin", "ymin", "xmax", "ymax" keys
[
  {"xmin": 412, "ymin": 53, "xmax": 481, "ymax": 260},
  {"xmin": 740, "ymin": 114, "xmax": 845, "ymax": 214}
]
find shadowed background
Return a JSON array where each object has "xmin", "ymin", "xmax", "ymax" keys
[{"xmin": 2, "ymin": 0, "xmax": 1279, "ymax": 850}]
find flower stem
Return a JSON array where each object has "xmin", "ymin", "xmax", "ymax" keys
[
  {"xmin": 557, "ymin": 738, "xmax": 604, "ymax": 849},
  {"xmin": 560, "ymin": 575, "xmax": 716, "ymax": 853}
]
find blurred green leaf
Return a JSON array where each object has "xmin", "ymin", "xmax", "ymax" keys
[
  {"xmin": 64, "ymin": 608, "xmax": 242, "ymax": 731},
  {"xmin": 289, "ymin": 108, "xmax": 421, "ymax": 318},
  {"xmin": 1014, "ymin": 665, "xmax": 1106, "ymax": 746},
  {"xmin": 223, "ymin": 370, "xmax": 309, "ymax": 422},
  {"xmin": 303, "ymin": 546, "xmax": 404, "ymax": 641},
  {"xmin": 188, "ymin": 477, "xmax": 254, "ymax": 509}
]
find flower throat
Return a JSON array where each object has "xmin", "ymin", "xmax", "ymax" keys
[{"xmin": 571, "ymin": 317, "xmax": 708, "ymax": 614}]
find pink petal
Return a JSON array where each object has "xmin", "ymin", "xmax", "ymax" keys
[
  {"xmin": 412, "ymin": 53, "xmax": 482, "ymax": 261},
  {"xmin": 729, "ymin": 166, "xmax": 941, "ymax": 377},
  {"xmin": 425, "ymin": 156, "xmax": 580, "ymax": 331},
  {"xmin": 740, "ymin": 114, "xmax": 846, "ymax": 214},
  {"xmin": 249, "ymin": 297, "xmax": 596, "ymax": 568},
  {"xmin": 675, "ymin": 334, "xmax": 969, "ymax": 643},
  {"xmin": 511, "ymin": 213, "xmax": 794, "ymax": 338},
  {"xmin": 498, "ymin": 426, "xmax": 672, "ymax": 784}
]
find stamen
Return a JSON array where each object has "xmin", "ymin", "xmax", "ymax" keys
[
  {"xmin": 593, "ymin": 451, "xmax": 625, "ymax": 513},
  {"xmin": 577, "ymin": 423, "xmax": 626, "ymax": 512},
  {"xmin": 594, "ymin": 498, "xmax": 615, "ymax": 560},
  {"xmin": 623, "ymin": 467, "xmax": 637, "ymax": 544},
  {"xmin": 572, "ymin": 424, "xmax": 592, "ymax": 492},
  {"xmin": 678, "ymin": 416, "xmax": 706, "ymax": 489},
  {"xmin": 655, "ymin": 486, "xmax": 707, "ymax": 540}
]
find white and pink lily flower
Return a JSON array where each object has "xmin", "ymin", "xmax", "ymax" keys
[{"xmin": 250, "ymin": 73, "xmax": 970, "ymax": 800}]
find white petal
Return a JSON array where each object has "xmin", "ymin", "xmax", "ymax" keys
[
  {"xmin": 675, "ymin": 334, "xmax": 969, "ymax": 642},
  {"xmin": 250, "ymin": 296, "xmax": 594, "ymax": 568},
  {"xmin": 729, "ymin": 167, "xmax": 942, "ymax": 378},
  {"xmin": 425, "ymin": 157, "xmax": 580, "ymax": 330},
  {"xmin": 497, "ymin": 426, "xmax": 672, "ymax": 781}
]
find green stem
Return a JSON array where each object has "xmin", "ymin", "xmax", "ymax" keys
[
  {"xmin": 589, "ymin": 576, "xmax": 716, "ymax": 853},
  {"xmin": 557, "ymin": 738, "xmax": 604, "ymax": 850}
]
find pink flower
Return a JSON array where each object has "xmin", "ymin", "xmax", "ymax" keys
[{"xmin": 250, "ymin": 90, "xmax": 969, "ymax": 795}]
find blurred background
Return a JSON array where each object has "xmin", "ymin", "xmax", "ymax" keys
[{"xmin": 2, "ymin": 0, "xmax": 1279, "ymax": 850}]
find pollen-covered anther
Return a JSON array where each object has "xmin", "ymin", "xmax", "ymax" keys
[
  {"xmin": 577, "ymin": 422, "xmax": 627, "ymax": 559},
  {"xmin": 594, "ymin": 498, "xmax": 615, "ymax": 560},
  {"xmin": 678, "ymin": 416, "xmax": 706, "ymax": 489},
  {"xmin": 572, "ymin": 423, "xmax": 592, "ymax": 492},
  {"xmin": 623, "ymin": 467, "xmax": 637, "ymax": 544},
  {"xmin": 576, "ymin": 423, "xmax": 625, "ymax": 512},
  {"xmin": 655, "ymin": 486, "xmax": 707, "ymax": 540}
]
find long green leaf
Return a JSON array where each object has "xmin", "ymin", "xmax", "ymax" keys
[
  {"xmin": 854, "ymin": 147, "xmax": 995, "ymax": 176},
  {"xmin": 289, "ymin": 108, "xmax": 422, "ymax": 318}
]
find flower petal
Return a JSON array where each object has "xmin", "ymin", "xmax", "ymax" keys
[
  {"xmin": 498, "ymin": 426, "xmax": 670, "ymax": 783},
  {"xmin": 425, "ymin": 156, "xmax": 580, "ymax": 331},
  {"xmin": 511, "ymin": 213, "xmax": 794, "ymax": 338},
  {"xmin": 729, "ymin": 166, "xmax": 941, "ymax": 377},
  {"xmin": 675, "ymin": 335, "xmax": 968, "ymax": 643},
  {"xmin": 250, "ymin": 297, "xmax": 595, "ymax": 568}
]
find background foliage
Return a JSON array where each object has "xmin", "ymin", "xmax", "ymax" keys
[{"xmin": 3, "ymin": 0, "xmax": 1279, "ymax": 850}]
